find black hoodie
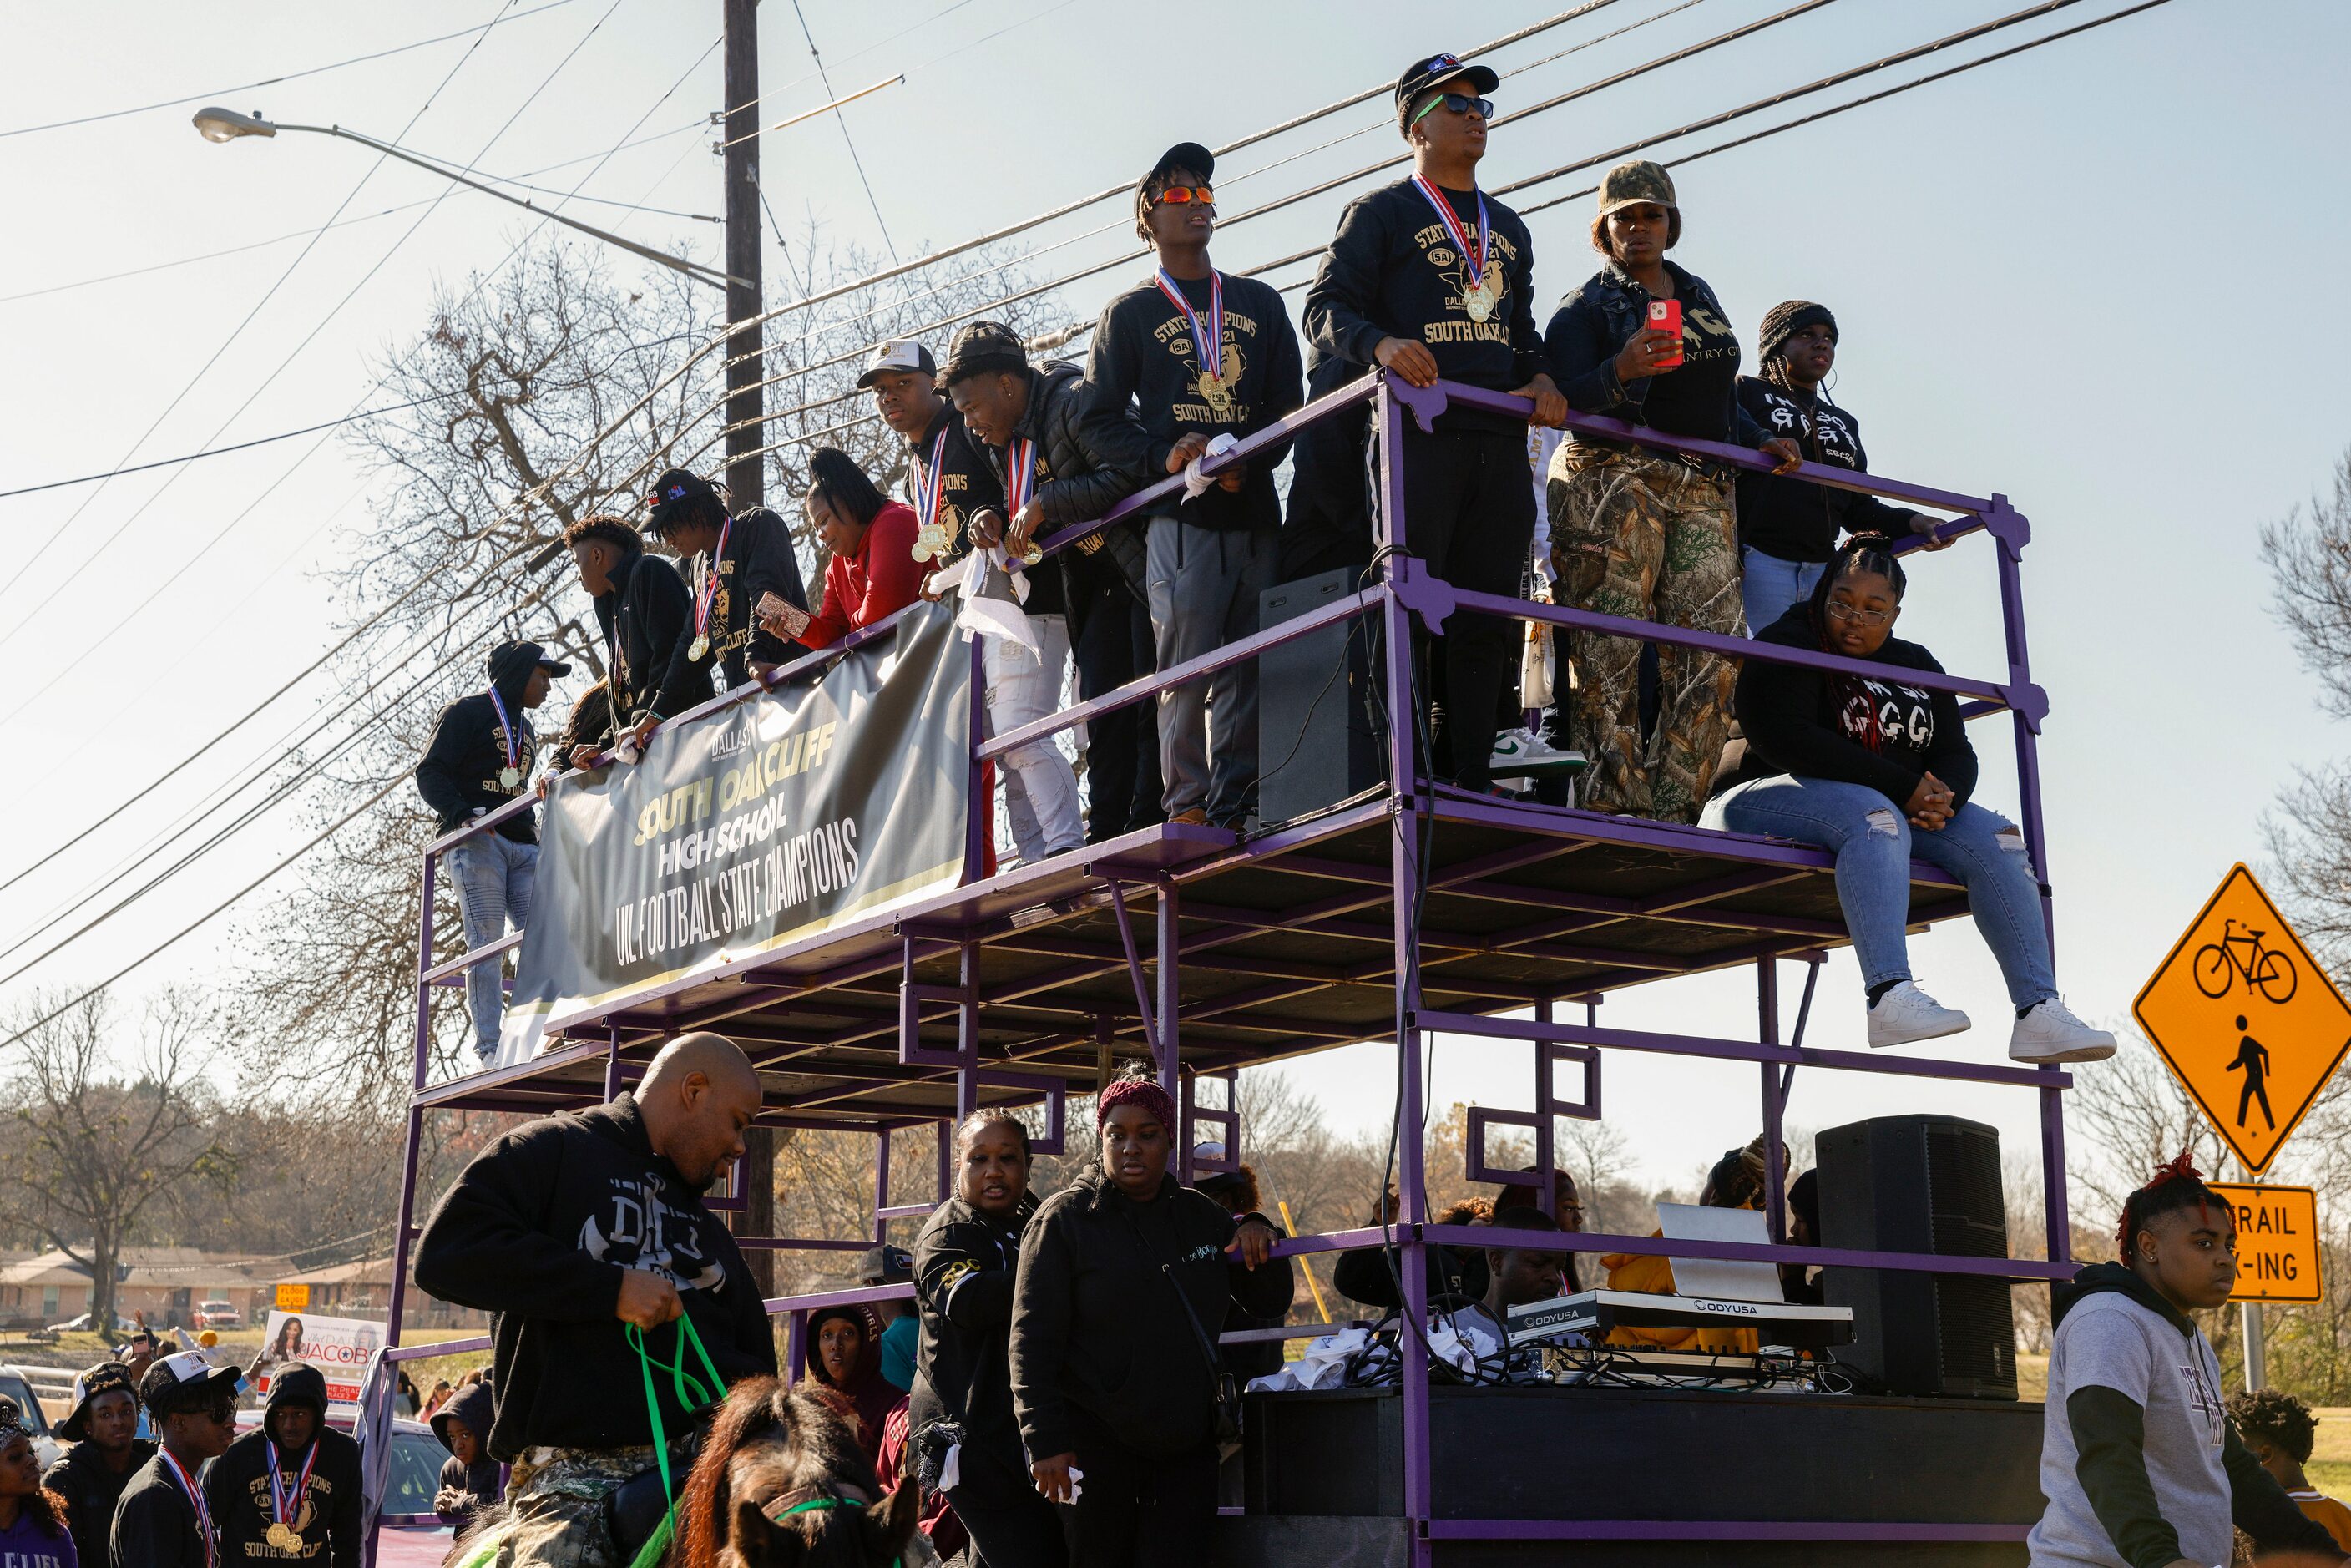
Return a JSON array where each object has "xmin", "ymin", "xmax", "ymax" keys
[
  {"xmin": 2048, "ymin": 1262, "xmax": 2343, "ymax": 1568},
  {"xmin": 415, "ymin": 666, "xmax": 544, "ymax": 843},
  {"xmin": 205, "ymin": 1363, "xmax": 364, "ymax": 1567},
  {"xmin": 44, "ymin": 1435, "xmax": 155, "ymax": 1568},
  {"xmin": 649, "ymin": 504, "xmax": 811, "ymax": 701},
  {"xmin": 908, "ymin": 1190, "xmax": 1035, "ymax": 1497},
  {"xmin": 577, "ymin": 550, "xmax": 713, "ymax": 750},
  {"xmin": 430, "ymin": 1381, "xmax": 503, "ymax": 1519},
  {"xmin": 412, "ymin": 1094, "xmax": 778, "ymax": 1459},
  {"xmin": 109, "ymin": 1447, "xmax": 211, "ymax": 1568},
  {"xmin": 1009, "ymin": 1164, "xmax": 1292, "ymax": 1461}
]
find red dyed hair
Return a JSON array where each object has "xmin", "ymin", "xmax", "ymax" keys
[{"xmin": 2115, "ymin": 1151, "xmax": 2233, "ymax": 1258}]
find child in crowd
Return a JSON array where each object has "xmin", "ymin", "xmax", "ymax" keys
[
  {"xmin": 2228, "ymin": 1388, "xmax": 2351, "ymax": 1551},
  {"xmin": 430, "ymin": 1380, "xmax": 503, "ymax": 1523},
  {"xmin": 2028, "ymin": 1156, "xmax": 2343, "ymax": 1567}
]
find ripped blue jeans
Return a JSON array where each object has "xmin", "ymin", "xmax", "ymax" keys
[{"xmin": 1703, "ymin": 775, "xmax": 2056, "ymax": 1007}]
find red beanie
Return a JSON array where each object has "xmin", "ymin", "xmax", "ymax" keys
[{"xmin": 1096, "ymin": 1075, "xmax": 1177, "ymax": 1134}]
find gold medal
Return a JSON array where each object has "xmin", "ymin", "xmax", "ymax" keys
[
  {"xmin": 268, "ymin": 1521, "xmax": 300, "ymax": 1550},
  {"xmin": 913, "ymin": 520, "xmax": 953, "ymax": 563},
  {"xmin": 498, "ymin": 766, "xmax": 521, "ymax": 790},
  {"xmin": 1464, "ymin": 288, "xmax": 1494, "ymax": 323},
  {"xmin": 1197, "ymin": 370, "xmax": 1233, "ymax": 414},
  {"xmin": 687, "ymin": 635, "xmax": 710, "ymax": 661}
]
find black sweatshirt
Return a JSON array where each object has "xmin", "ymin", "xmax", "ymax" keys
[
  {"xmin": 1009, "ymin": 1163, "xmax": 1293, "ymax": 1460},
  {"xmin": 651, "ymin": 505, "xmax": 811, "ymax": 701},
  {"xmin": 1720, "ymin": 604, "xmax": 1979, "ymax": 811},
  {"xmin": 412, "ymin": 1094, "xmax": 778, "ymax": 1459},
  {"xmin": 905, "ymin": 402, "xmax": 1008, "ymax": 568},
  {"xmin": 45, "ymin": 1439, "xmax": 153, "ymax": 1568},
  {"xmin": 1079, "ymin": 269, "xmax": 1304, "ymax": 532},
  {"xmin": 2053, "ymin": 1263, "xmax": 2344, "ymax": 1568},
  {"xmin": 580, "ymin": 550, "xmax": 711, "ymax": 747},
  {"xmin": 109, "ymin": 1450, "xmax": 211, "ymax": 1568},
  {"xmin": 1735, "ymin": 377, "xmax": 1925, "ymax": 564},
  {"xmin": 415, "ymin": 665, "xmax": 544, "ymax": 843},
  {"xmin": 206, "ymin": 1368, "xmax": 364, "ymax": 1567},
  {"xmin": 1303, "ymin": 177, "xmax": 1542, "ymax": 436},
  {"xmin": 908, "ymin": 1190, "xmax": 1035, "ymax": 1496}
]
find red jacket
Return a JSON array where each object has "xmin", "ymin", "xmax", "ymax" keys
[{"xmin": 796, "ymin": 502, "xmax": 921, "ymax": 649}]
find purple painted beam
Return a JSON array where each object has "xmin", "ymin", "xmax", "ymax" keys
[{"xmin": 1423, "ymin": 1520, "xmax": 2030, "ymax": 1543}]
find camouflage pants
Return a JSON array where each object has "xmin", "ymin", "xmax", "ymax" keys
[
  {"xmin": 1549, "ymin": 445, "xmax": 1743, "ymax": 822},
  {"xmin": 497, "ymin": 1444, "xmax": 655, "ymax": 1568}
]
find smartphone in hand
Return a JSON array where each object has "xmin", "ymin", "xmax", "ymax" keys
[
  {"xmin": 1647, "ymin": 298, "xmax": 1683, "ymax": 368},
  {"xmin": 756, "ymin": 592, "xmax": 811, "ymax": 639}
]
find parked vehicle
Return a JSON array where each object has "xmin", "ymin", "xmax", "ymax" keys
[
  {"xmin": 43, "ymin": 1313, "xmax": 119, "ymax": 1334},
  {"xmin": 194, "ymin": 1300, "xmax": 242, "ymax": 1329},
  {"xmin": 0, "ymin": 1368, "xmax": 63, "ymax": 1470}
]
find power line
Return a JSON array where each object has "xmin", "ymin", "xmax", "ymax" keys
[
  {"xmin": 0, "ymin": 0, "xmax": 587, "ymax": 140},
  {"xmin": 0, "ymin": 400, "xmax": 434, "ymax": 501},
  {"xmin": 785, "ymin": 0, "xmax": 901, "ymax": 263}
]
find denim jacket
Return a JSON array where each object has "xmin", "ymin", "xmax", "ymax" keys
[{"xmin": 1544, "ymin": 257, "xmax": 1765, "ymax": 454}]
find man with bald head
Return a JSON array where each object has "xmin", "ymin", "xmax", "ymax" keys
[{"xmin": 414, "ymin": 1031, "xmax": 775, "ymax": 1567}]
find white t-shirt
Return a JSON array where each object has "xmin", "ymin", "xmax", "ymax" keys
[{"xmin": 2029, "ymin": 1287, "xmax": 2232, "ymax": 1568}]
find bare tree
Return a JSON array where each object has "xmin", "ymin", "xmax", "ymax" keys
[
  {"xmin": 2262, "ymin": 449, "xmax": 2351, "ymax": 969},
  {"xmin": 0, "ymin": 992, "xmax": 232, "ymax": 1328}
]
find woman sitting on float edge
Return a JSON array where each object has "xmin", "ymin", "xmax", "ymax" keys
[{"xmin": 1701, "ymin": 535, "xmax": 2116, "ymax": 1063}]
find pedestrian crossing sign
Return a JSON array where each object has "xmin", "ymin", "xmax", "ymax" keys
[{"xmin": 2134, "ymin": 864, "xmax": 2351, "ymax": 1176}]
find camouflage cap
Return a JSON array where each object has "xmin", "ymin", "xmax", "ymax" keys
[{"xmin": 1596, "ymin": 159, "xmax": 1677, "ymax": 216}]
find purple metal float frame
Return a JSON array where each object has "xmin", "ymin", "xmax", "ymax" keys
[{"xmin": 381, "ymin": 367, "xmax": 2069, "ymax": 1562}]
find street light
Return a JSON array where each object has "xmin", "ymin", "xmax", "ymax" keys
[{"xmin": 190, "ymin": 106, "xmax": 738, "ymax": 289}]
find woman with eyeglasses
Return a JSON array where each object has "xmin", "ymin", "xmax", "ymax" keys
[{"xmin": 1701, "ymin": 535, "xmax": 2116, "ymax": 1064}]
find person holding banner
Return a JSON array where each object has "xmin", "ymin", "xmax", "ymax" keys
[
  {"xmin": 205, "ymin": 1362, "xmax": 361, "ymax": 1566},
  {"xmin": 641, "ymin": 466, "xmax": 808, "ymax": 695},
  {"xmin": 412, "ymin": 1032, "xmax": 776, "ymax": 1568},
  {"xmin": 1081, "ymin": 141, "xmax": 1305, "ymax": 832},
  {"xmin": 111, "ymin": 1353, "xmax": 240, "ymax": 1568},
  {"xmin": 781, "ymin": 448, "xmax": 923, "ymax": 652},
  {"xmin": 562, "ymin": 515, "xmax": 709, "ymax": 767}
]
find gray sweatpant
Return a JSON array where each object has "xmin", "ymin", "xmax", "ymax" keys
[{"xmin": 1145, "ymin": 517, "xmax": 1274, "ymax": 822}]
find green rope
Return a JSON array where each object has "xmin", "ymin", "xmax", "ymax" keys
[{"xmin": 622, "ymin": 1313, "xmax": 727, "ymax": 1568}]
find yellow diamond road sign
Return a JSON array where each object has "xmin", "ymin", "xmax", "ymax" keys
[{"xmin": 2134, "ymin": 864, "xmax": 2351, "ymax": 1176}]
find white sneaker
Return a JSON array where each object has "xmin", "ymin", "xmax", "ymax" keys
[
  {"xmin": 2008, "ymin": 999, "xmax": 2118, "ymax": 1064},
  {"xmin": 1489, "ymin": 727, "xmax": 1588, "ymax": 779},
  {"xmin": 1866, "ymin": 981, "xmax": 1971, "ymax": 1048}
]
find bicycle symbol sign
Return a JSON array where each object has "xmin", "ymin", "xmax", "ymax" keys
[{"xmin": 2135, "ymin": 863, "xmax": 2351, "ymax": 1175}]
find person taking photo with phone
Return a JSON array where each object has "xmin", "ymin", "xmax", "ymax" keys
[{"xmin": 1544, "ymin": 160, "xmax": 1802, "ymax": 823}]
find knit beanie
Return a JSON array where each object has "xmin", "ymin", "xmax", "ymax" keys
[{"xmin": 1757, "ymin": 300, "xmax": 1838, "ymax": 365}]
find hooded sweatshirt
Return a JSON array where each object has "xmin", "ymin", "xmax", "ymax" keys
[
  {"xmin": 650, "ymin": 504, "xmax": 811, "ymax": 699},
  {"xmin": 45, "ymin": 1436, "xmax": 154, "ymax": 1568},
  {"xmin": 429, "ymin": 1381, "xmax": 502, "ymax": 1520},
  {"xmin": 205, "ymin": 1363, "xmax": 364, "ymax": 1567},
  {"xmin": 908, "ymin": 1191, "xmax": 1036, "ymax": 1497},
  {"xmin": 109, "ymin": 1447, "xmax": 212, "ymax": 1568},
  {"xmin": 1009, "ymin": 1164, "xmax": 1292, "ymax": 1461},
  {"xmin": 806, "ymin": 1303, "xmax": 902, "ymax": 1468},
  {"xmin": 581, "ymin": 549, "xmax": 712, "ymax": 743},
  {"xmin": 2029, "ymin": 1261, "xmax": 2343, "ymax": 1568},
  {"xmin": 411, "ymin": 1094, "xmax": 778, "ymax": 1459},
  {"xmin": 414, "ymin": 663, "xmax": 544, "ymax": 843}
]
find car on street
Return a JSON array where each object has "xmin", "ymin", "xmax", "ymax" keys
[
  {"xmin": 372, "ymin": 1419, "xmax": 458, "ymax": 1568},
  {"xmin": 195, "ymin": 1299, "xmax": 243, "ymax": 1328}
]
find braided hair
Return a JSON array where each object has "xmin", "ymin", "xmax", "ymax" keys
[
  {"xmin": 2228, "ymin": 1388, "xmax": 2319, "ymax": 1464},
  {"xmin": 2115, "ymin": 1151, "xmax": 2234, "ymax": 1262}
]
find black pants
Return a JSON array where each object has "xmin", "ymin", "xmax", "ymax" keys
[
  {"xmin": 1069, "ymin": 582, "xmax": 1164, "ymax": 839},
  {"xmin": 1386, "ymin": 420, "xmax": 1537, "ymax": 792},
  {"xmin": 1059, "ymin": 1418, "xmax": 1218, "ymax": 1568},
  {"xmin": 949, "ymin": 1477, "xmax": 1069, "ymax": 1568},
  {"xmin": 1278, "ymin": 356, "xmax": 1374, "ymax": 584}
]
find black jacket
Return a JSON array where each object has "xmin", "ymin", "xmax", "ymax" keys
[
  {"xmin": 577, "ymin": 550, "xmax": 711, "ymax": 750},
  {"xmin": 2053, "ymin": 1263, "xmax": 2344, "ymax": 1568},
  {"xmin": 415, "ymin": 665, "xmax": 544, "ymax": 843},
  {"xmin": 1302, "ymin": 177, "xmax": 1542, "ymax": 436},
  {"xmin": 1734, "ymin": 377, "xmax": 1925, "ymax": 564},
  {"xmin": 1009, "ymin": 1164, "xmax": 1292, "ymax": 1460},
  {"xmin": 1545, "ymin": 258, "xmax": 1766, "ymax": 454},
  {"xmin": 651, "ymin": 505, "xmax": 810, "ymax": 701},
  {"xmin": 1079, "ymin": 270, "xmax": 1304, "ymax": 532},
  {"xmin": 412, "ymin": 1094, "xmax": 778, "ymax": 1459},
  {"xmin": 45, "ymin": 1438, "xmax": 154, "ymax": 1568},
  {"xmin": 110, "ymin": 1450, "xmax": 210, "ymax": 1568},
  {"xmin": 908, "ymin": 1191, "xmax": 1035, "ymax": 1495},
  {"xmin": 205, "ymin": 1365, "xmax": 363, "ymax": 1567},
  {"xmin": 1331, "ymin": 1238, "xmax": 1489, "ymax": 1313},
  {"xmin": 977, "ymin": 362, "xmax": 1145, "ymax": 609},
  {"xmin": 1720, "ymin": 605, "xmax": 1979, "ymax": 811},
  {"xmin": 905, "ymin": 402, "xmax": 1012, "ymax": 581}
]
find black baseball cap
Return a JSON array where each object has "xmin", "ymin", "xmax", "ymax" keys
[
  {"xmin": 140, "ymin": 1350, "xmax": 241, "ymax": 1416},
  {"xmin": 486, "ymin": 639, "xmax": 572, "ymax": 684},
  {"xmin": 1394, "ymin": 53, "xmax": 1499, "ymax": 126},
  {"xmin": 1143, "ymin": 140, "xmax": 1215, "ymax": 188},
  {"xmin": 644, "ymin": 467, "xmax": 722, "ymax": 534}
]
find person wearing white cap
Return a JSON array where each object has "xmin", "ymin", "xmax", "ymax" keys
[{"xmin": 110, "ymin": 1352, "xmax": 241, "ymax": 1568}]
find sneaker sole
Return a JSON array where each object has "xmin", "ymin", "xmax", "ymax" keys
[
  {"xmin": 1868, "ymin": 1014, "xmax": 1972, "ymax": 1049},
  {"xmin": 2008, "ymin": 1039, "xmax": 2119, "ymax": 1065}
]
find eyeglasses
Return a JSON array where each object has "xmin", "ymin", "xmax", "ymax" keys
[
  {"xmin": 1154, "ymin": 185, "xmax": 1214, "ymax": 206},
  {"xmin": 1413, "ymin": 91, "xmax": 1494, "ymax": 126},
  {"xmin": 1824, "ymin": 600, "xmax": 1893, "ymax": 626}
]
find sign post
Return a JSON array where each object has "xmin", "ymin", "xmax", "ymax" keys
[{"xmin": 2210, "ymin": 1182, "xmax": 2322, "ymax": 1392}]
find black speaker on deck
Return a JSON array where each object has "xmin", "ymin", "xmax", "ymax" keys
[
  {"xmin": 1818, "ymin": 1114, "xmax": 2017, "ymax": 1400},
  {"xmin": 1258, "ymin": 569, "xmax": 1384, "ymax": 826}
]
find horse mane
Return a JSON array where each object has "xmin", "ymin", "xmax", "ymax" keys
[{"xmin": 673, "ymin": 1378, "xmax": 871, "ymax": 1568}]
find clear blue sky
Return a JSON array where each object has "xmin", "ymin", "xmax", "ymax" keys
[{"xmin": 1, "ymin": 0, "xmax": 2345, "ymax": 1195}]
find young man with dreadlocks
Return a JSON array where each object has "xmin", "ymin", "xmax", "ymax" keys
[
  {"xmin": 2030, "ymin": 1156, "xmax": 2346, "ymax": 1568},
  {"xmin": 640, "ymin": 466, "xmax": 808, "ymax": 697},
  {"xmin": 1080, "ymin": 141, "xmax": 1305, "ymax": 830},
  {"xmin": 560, "ymin": 514, "xmax": 709, "ymax": 767}
]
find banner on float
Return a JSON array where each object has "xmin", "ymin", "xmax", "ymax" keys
[
  {"xmin": 498, "ymin": 603, "xmax": 972, "ymax": 1060},
  {"xmin": 257, "ymin": 1311, "xmax": 387, "ymax": 1405}
]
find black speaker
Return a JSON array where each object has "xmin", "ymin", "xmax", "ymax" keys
[
  {"xmin": 1258, "ymin": 569, "xmax": 1384, "ymax": 826},
  {"xmin": 1818, "ymin": 1114, "xmax": 2017, "ymax": 1400}
]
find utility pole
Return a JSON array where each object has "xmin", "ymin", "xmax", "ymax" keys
[{"xmin": 721, "ymin": 0, "xmax": 776, "ymax": 1296}]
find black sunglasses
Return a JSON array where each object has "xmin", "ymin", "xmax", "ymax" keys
[{"xmin": 1413, "ymin": 92, "xmax": 1494, "ymax": 125}]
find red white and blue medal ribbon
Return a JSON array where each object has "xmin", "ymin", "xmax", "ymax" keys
[
  {"xmin": 160, "ymin": 1447, "xmax": 218, "ymax": 1568},
  {"xmin": 688, "ymin": 513, "xmax": 732, "ymax": 661},
  {"xmin": 1151, "ymin": 267, "xmax": 1225, "ymax": 386},
  {"xmin": 488, "ymin": 685, "xmax": 523, "ymax": 789},
  {"xmin": 266, "ymin": 1439, "xmax": 319, "ymax": 1549},
  {"xmin": 1005, "ymin": 438, "xmax": 1042, "ymax": 564},
  {"xmin": 1411, "ymin": 174, "xmax": 1489, "ymax": 289},
  {"xmin": 912, "ymin": 424, "xmax": 954, "ymax": 563}
]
